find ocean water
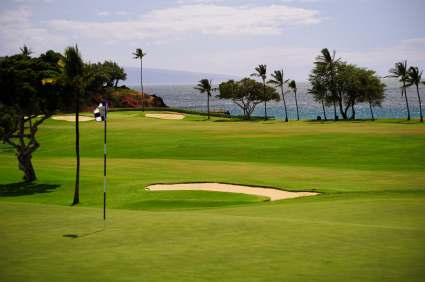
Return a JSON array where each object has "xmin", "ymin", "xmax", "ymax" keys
[{"xmin": 135, "ymin": 80, "xmax": 424, "ymax": 120}]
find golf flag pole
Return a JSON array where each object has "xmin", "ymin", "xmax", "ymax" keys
[
  {"xmin": 94, "ymin": 101, "xmax": 107, "ymax": 221},
  {"xmin": 103, "ymin": 100, "xmax": 107, "ymax": 221}
]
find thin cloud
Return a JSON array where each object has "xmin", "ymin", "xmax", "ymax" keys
[
  {"xmin": 48, "ymin": 4, "xmax": 322, "ymax": 41},
  {"xmin": 96, "ymin": 11, "xmax": 111, "ymax": 17},
  {"xmin": 96, "ymin": 10, "xmax": 129, "ymax": 17},
  {"xmin": 340, "ymin": 38, "xmax": 425, "ymax": 76},
  {"xmin": 0, "ymin": 6, "xmax": 66, "ymax": 54},
  {"xmin": 176, "ymin": 0, "xmax": 225, "ymax": 4}
]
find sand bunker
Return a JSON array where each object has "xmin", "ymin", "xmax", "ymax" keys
[
  {"xmin": 52, "ymin": 115, "xmax": 94, "ymax": 122},
  {"xmin": 145, "ymin": 113, "xmax": 184, "ymax": 120},
  {"xmin": 146, "ymin": 183, "xmax": 318, "ymax": 201}
]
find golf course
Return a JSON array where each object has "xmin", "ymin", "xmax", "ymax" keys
[{"xmin": 0, "ymin": 111, "xmax": 424, "ymax": 281}]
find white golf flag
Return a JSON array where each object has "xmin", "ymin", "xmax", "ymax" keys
[{"xmin": 94, "ymin": 103, "xmax": 106, "ymax": 122}]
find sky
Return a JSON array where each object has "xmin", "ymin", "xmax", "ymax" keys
[{"xmin": 1, "ymin": 0, "xmax": 424, "ymax": 81}]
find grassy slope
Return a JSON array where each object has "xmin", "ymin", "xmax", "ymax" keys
[{"xmin": 0, "ymin": 112, "xmax": 424, "ymax": 281}]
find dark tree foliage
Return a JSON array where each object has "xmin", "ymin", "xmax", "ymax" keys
[
  {"xmin": 288, "ymin": 80, "xmax": 300, "ymax": 120},
  {"xmin": 356, "ymin": 68, "xmax": 385, "ymax": 120},
  {"xmin": 251, "ymin": 64, "xmax": 270, "ymax": 120},
  {"xmin": 269, "ymin": 69, "xmax": 290, "ymax": 122},
  {"xmin": 314, "ymin": 48, "xmax": 340, "ymax": 119},
  {"xmin": 101, "ymin": 60, "xmax": 127, "ymax": 88},
  {"xmin": 218, "ymin": 78, "xmax": 279, "ymax": 120},
  {"xmin": 388, "ymin": 61, "xmax": 410, "ymax": 120},
  {"xmin": 406, "ymin": 66, "xmax": 423, "ymax": 122},
  {"xmin": 309, "ymin": 55, "xmax": 385, "ymax": 120},
  {"xmin": 308, "ymin": 69, "xmax": 329, "ymax": 121},
  {"xmin": 194, "ymin": 79, "xmax": 213, "ymax": 119},
  {"xmin": 63, "ymin": 46, "xmax": 85, "ymax": 206},
  {"xmin": 0, "ymin": 50, "xmax": 62, "ymax": 181}
]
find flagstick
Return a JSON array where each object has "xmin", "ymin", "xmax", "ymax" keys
[{"xmin": 103, "ymin": 100, "xmax": 107, "ymax": 222}]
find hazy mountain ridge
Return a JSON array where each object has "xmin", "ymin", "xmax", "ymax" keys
[{"xmin": 124, "ymin": 67, "xmax": 241, "ymax": 85}]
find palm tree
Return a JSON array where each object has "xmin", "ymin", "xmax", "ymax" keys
[
  {"xmin": 133, "ymin": 48, "xmax": 147, "ymax": 111},
  {"xmin": 269, "ymin": 70, "xmax": 289, "ymax": 122},
  {"xmin": 63, "ymin": 46, "xmax": 84, "ymax": 206},
  {"xmin": 388, "ymin": 61, "xmax": 410, "ymax": 120},
  {"xmin": 194, "ymin": 79, "xmax": 213, "ymax": 119},
  {"xmin": 407, "ymin": 66, "xmax": 423, "ymax": 122},
  {"xmin": 308, "ymin": 79, "xmax": 328, "ymax": 121},
  {"xmin": 20, "ymin": 45, "xmax": 32, "ymax": 57},
  {"xmin": 251, "ymin": 64, "xmax": 268, "ymax": 120},
  {"xmin": 288, "ymin": 80, "xmax": 299, "ymax": 120},
  {"xmin": 315, "ymin": 48, "xmax": 339, "ymax": 120}
]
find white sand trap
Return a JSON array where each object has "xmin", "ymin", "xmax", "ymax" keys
[
  {"xmin": 145, "ymin": 113, "xmax": 184, "ymax": 120},
  {"xmin": 146, "ymin": 183, "xmax": 318, "ymax": 201},
  {"xmin": 52, "ymin": 115, "xmax": 94, "ymax": 122}
]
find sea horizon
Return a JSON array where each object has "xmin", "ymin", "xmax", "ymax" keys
[{"xmin": 129, "ymin": 80, "xmax": 424, "ymax": 120}]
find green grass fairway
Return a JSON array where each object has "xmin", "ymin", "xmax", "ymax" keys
[{"xmin": 1, "ymin": 111, "xmax": 425, "ymax": 281}]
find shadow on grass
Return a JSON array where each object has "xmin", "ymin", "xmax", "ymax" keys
[
  {"xmin": 63, "ymin": 228, "xmax": 105, "ymax": 239},
  {"xmin": 214, "ymin": 117, "xmax": 274, "ymax": 122},
  {"xmin": 0, "ymin": 182, "xmax": 60, "ymax": 196}
]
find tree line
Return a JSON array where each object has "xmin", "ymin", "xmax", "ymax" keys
[
  {"xmin": 0, "ymin": 46, "xmax": 127, "ymax": 205},
  {"xmin": 195, "ymin": 48, "xmax": 424, "ymax": 122}
]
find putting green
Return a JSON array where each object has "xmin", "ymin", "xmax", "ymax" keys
[{"xmin": 0, "ymin": 111, "xmax": 424, "ymax": 281}]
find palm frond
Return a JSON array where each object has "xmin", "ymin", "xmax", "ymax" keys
[
  {"xmin": 288, "ymin": 80, "xmax": 297, "ymax": 91},
  {"xmin": 388, "ymin": 61, "xmax": 408, "ymax": 79},
  {"xmin": 20, "ymin": 45, "xmax": 32, "ymax": 57},
  {"xmin": 63, "ymin": 45, "xmax": 84, "ymax": 80},
  {"xmin": 133, "ymin": 48, "xmax": 146, "ymax": 59},
  {"xmin": 194, "ymin": 78, "xmax": 212, "ymax": 95},
  {"xmin": 252, "ymin": 64, "xmax": 267, "ymax": 80},
  {"xmin": 407, "ymin": 66, "xmax": 422, "ymax": 86}
]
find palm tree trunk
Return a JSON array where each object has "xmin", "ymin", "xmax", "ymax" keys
[
  {"xmin": 338, "ymin": 94, "xmax": 347, "ymax": 120},
  {"xmin": 294, "ymin": 89, "xmax": 299, "ymax": 120},
  {"xmin": 330, "ymin": 72, "xmax": 340, "ymax": 120},
  {"xmin": 72, "ymin": 91, "xmax": 80, "ymax": 206},
  {"xmin": 333, "ymin": 101, "xmax": 337, "ymax": 120},
  {"xmin": 141, "ymin": 59, "xmax": 144, "ymax": 111},
  {"xmin": 263, "ymin": 81, "xmax": 267, "ymax": 120},
  {"xmin": 368, "ymin": 98, "xmax": 375, "ymax": 121},
  {"xmin": 403, "ymin": 85, "xmax": 410, "ymax": 121},
  {"xmin": 281, "ymin": 87, "xmax": 288, "ymax": 122},
  {"xmin": 416, "ymin": 84, "xmax": 423, "ymax": 122},
  {"xmin": 207, "ymin": 94, "xmax": 210, "ymax": 119},
  {"xmin": 321, "ymin": 99, "xmax": 327, "ymax": 121}
]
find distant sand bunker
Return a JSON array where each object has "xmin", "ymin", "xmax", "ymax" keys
[
  {"xmin": 52, "ymin": 115, "xmax": 94, "ymax": 122},
  {"xmin": 146, "ymin": 183, "xmax": 318, "ymax": 201},
  {"xmin": 145, "ymin": 113, "xmax": 184, "ymax": 120}
]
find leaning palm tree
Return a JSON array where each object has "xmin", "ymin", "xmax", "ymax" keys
[
  {"xmin": 63, "ymin": 45, "xmax": 84, "ymax": 206},
  {"xmin": 407, "ymin": 66, "xmax": 423, "ymax": 122},
  {"xmin": 288, "ymin": 80, "xmax": 299, "ymax": 120},
  {"xmin": 194, "ymin": 79, "xmax": 213, "ymax": 119},
  {"xmin": 315, "ymin": 48, "xmax": 339, "ymax": 120},
  {"xmin": 133, "ymin": 48, "xmax": 147, "ymax": 111},
  {"xmin": 251, "ymin": 64, "xmax": 268, "ymax": 120},
  {"xmin": 388, "ymin": 61, "xmax": 410, "ymax": 120},
  {"xmin": 269, "ymin": 69, "xmax": 289, "ymax": 122}
]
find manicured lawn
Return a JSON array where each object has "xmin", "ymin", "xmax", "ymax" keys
[{"xmin": 0, "ymin": 111, "xmax": 424, "ymax": 281}]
